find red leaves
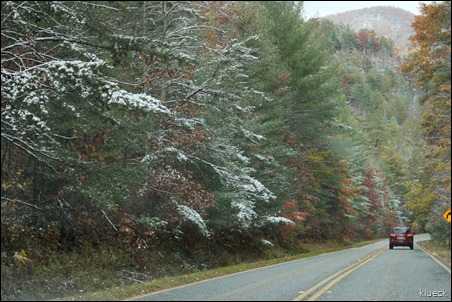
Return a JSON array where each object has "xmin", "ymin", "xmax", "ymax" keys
[
  {"xmin": 357, "ymin": 30, "xmax": 369, "ymax": 52},
  {"xmin": 283, "ymin": 199, "xmax": 297, "ymax": 210},
  {"xmin": 287, "ymin": 211, "xmax": 308, "ymax": 223},
  {"xmin": 281, "ymin": 200, "xmax": 308, "ymax": 223}
]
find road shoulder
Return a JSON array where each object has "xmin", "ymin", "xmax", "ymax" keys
[{"xmin": 416, "ymin": 241, "xmax": 451, "ymax": 273}]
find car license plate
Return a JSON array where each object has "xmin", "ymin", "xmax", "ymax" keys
[{"xmin": 397, "ymin": 236, "xmax": 405, "ymax": 240}]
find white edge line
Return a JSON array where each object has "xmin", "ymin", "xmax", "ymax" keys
[{"xmin": 416, "ymin": 242, "xmax": 451, "ymax": 274}]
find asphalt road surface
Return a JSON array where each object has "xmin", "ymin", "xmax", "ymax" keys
[{"xmin": 130, "ymin": 234, "xmax": 450, "ymax": 301}]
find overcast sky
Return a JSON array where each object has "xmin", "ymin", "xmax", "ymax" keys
[{"xmin": 302, "ymin": 1, "xmax": 434, "ymax": 18}]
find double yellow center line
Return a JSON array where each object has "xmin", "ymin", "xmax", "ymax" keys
[{"xmin": 293, "ymin": 247, "xmax": 386, "ymax": 301}]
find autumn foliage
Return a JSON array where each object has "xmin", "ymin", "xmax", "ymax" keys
[
  {"xmin": 402, "ymin": 1, "xmax": 451, "ymax": 242},
  {"xmin": 0, "ymin": 1, "xmax": 438, "ymax": 299}
]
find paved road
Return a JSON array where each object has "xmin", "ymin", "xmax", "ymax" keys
[{"xmin": 130, "ymin": 234, "xmax": 450, "ymax": 301}]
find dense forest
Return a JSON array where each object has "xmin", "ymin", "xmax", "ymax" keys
[
  {"xmin": 1, "ymin": 1, "xmax": 450, "ymax": 300},
  {"xmin": 323, "ymin": 6, "xmax": 415, "ymax": 54}
]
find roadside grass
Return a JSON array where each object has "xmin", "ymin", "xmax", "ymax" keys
[
  {"xmin": 57, "ymin": 239, "xmax": 381, "ymax": 301},
  {"xmin": 417, "ymin": 240, "xmax": 451, "ymax": 269},
  {"xmin": 10, "ymin": 237, "xmax": 449, "ymax": 301}
]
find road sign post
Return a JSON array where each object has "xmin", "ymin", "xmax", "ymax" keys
[
  {"xmin": 443, "ymin": 209, "xmax": 451, "ymax": 250},
  {"xmin": 443, "ymin": 209, "xmax": 451, "ymax": 223}
]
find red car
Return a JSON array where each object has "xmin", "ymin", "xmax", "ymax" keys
[{"xmin": 389, "ymin": 227, "xmax": 414, "ymax": 249}]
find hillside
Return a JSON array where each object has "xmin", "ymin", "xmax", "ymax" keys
[
  {"xmin": 323, "ymin": 6, "xmax": 415, "ymax": 54},
  {"xmin": 3, "ymin": 2, "xmax": 450, "ymax": 300}
]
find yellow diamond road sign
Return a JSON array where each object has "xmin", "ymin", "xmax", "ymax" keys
[{"xmin": 443, "ymin": 209, "xmax": 451, "ymax": 223}]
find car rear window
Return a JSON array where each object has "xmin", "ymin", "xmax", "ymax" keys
[{"xmin": 393, "ymin": 227, "xmax": 409, "ymax": 234}]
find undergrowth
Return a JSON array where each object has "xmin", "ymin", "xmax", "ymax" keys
[{"xmin": 1, "ymin": 237, "xmax": 375, "ymax": 301}]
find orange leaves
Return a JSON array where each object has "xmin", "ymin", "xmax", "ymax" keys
[
  {"xmin": 199, "ymin": 1, "xmax": 231, "ymax": 48},
  {"xmin": 281, "ymin": 200, "xmax": 308, "ymax": 223},
  {"xmin": 283, "ymin": 132, "xmax": 298, "ymax": 147},
  {"xmin": 166, "ymin": 128, "xmax": 210, "ymax": 154},
  {"xmin": 13, "ymin": 249, "xmax": 30, "ymax": 267},
  {"xmin": 178, "ymin": 101, "xmax": 200, "ymax": 117},
  {"xmin": 283, "ymin": 199, "xmax": 297, "ymax": 210},
  {"xmin": 339, "ymin": 185, "xmax": 360, "ymax": 197},
  {"xmin": 404, "ymin": 2, "xmax": 451, "ymax": 87},
  {"xmin": 141, "ymin": 53, "xmax": 195, "ymax": 92},
  {"xmin": 119, "ymin": 225, "xmax": 134, "ymax": 235},
  {"xmin": 404, "ymin": 1, "xmax": 451, "ymax": 215},
  {"xmin": 156, "ymin": 104, "xmax": 213, "ymax": 157},
  {"xmin": 277, "ymin": 70, "xmax": 291, "ymax": 87},
  {"xmin": 441, "ymin": 83, "xmax": 451, "ymax": 93},
  {"xmin": 410, "ymin": 3, "xmax": 450, "ymax": 48},
  {"xmin": 338, "ymin": 187, "xmax": 358, "ymax": 217},
  {"xmin": 118, "ymin": 213, "xmax": 135, "ymax": 236},
  {"xmin": 70, "ymin": 128, "xmax": 110, "ymax": 163},
  {"xmin": 405, "ymin": 3, "xmax": 451, "ymax": 223},
  {"xmin": 2, "ymin": 198, "xmax": 19, "ymax": 213}
]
